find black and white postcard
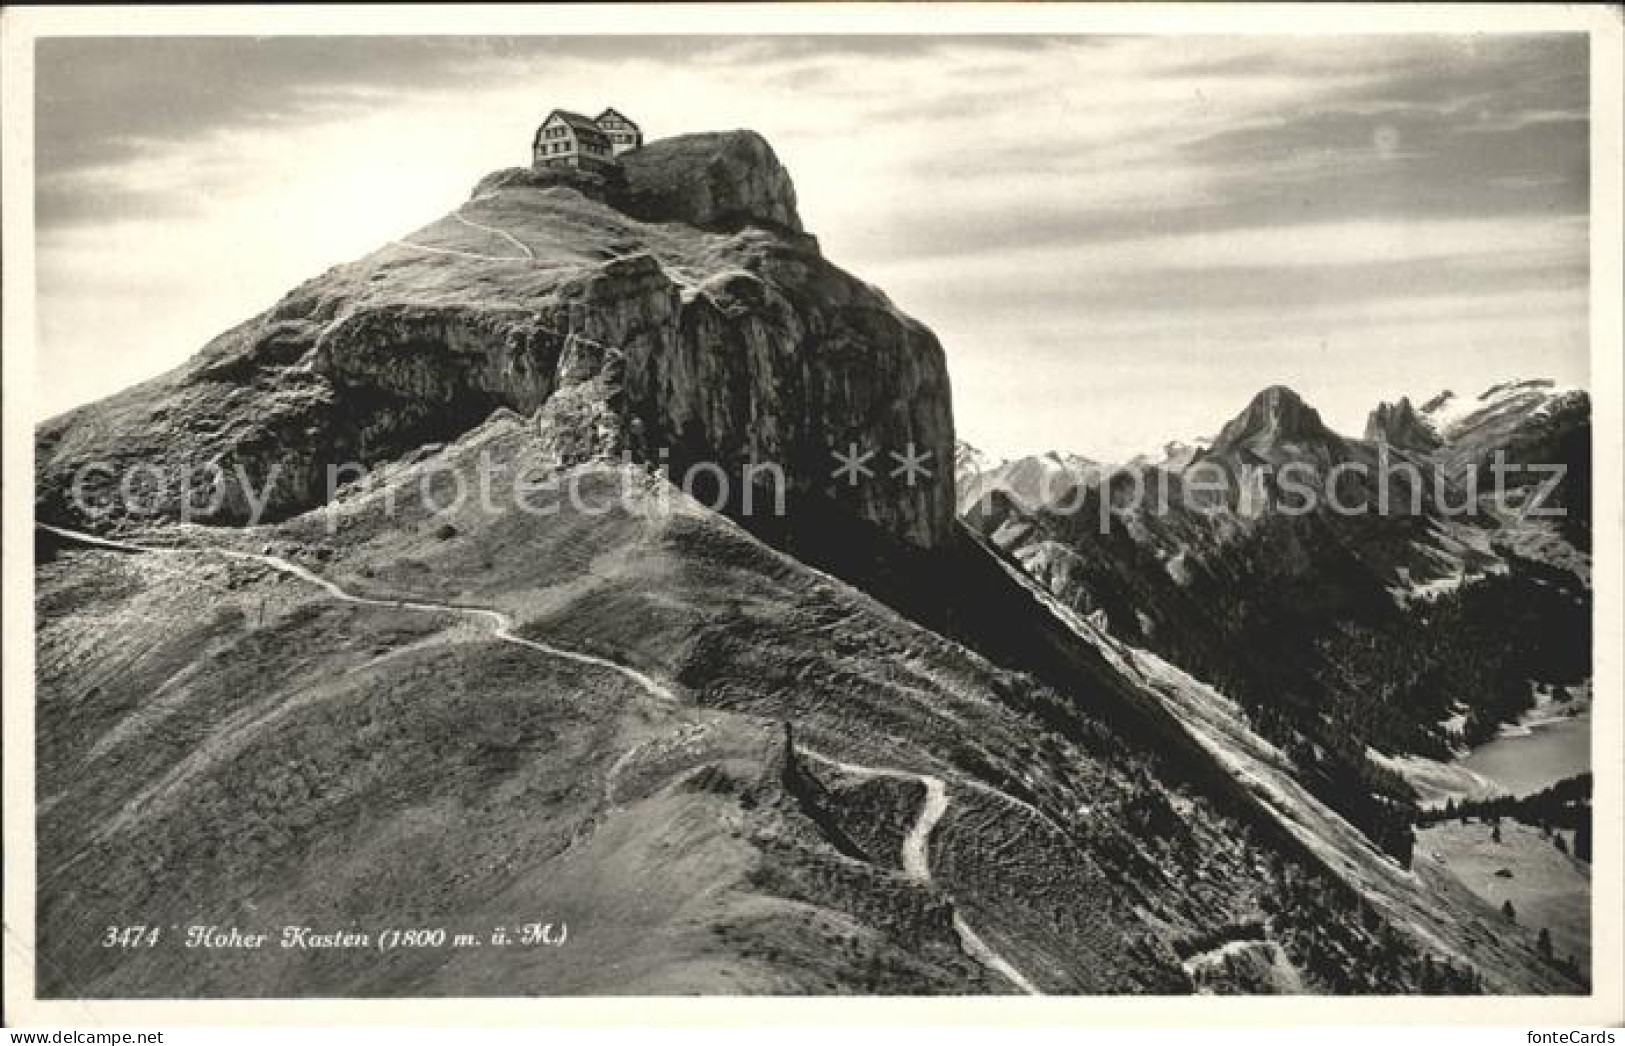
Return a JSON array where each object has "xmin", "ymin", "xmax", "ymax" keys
[{"xmin": 3, "ymin": 2, "xmax": 1621, "ymax": 1029}]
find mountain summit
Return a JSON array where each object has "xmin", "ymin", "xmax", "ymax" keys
[
  {"xmin": 478, "ymin": 129, "xmax": 804, "ymax": 234},
  {"xmin": 1208, "ymin": 385, "xmax": 1347, "ymax": 462},
  {"xmin": 37, "ymin": 130, "xmax": 954, "ymax": 548}
]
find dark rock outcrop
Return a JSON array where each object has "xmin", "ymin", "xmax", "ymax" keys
[{"xmin": 616, "ymin": 131, "xmax": 802, "ymax": 233}]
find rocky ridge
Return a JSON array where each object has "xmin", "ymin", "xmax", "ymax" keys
[
  {"xmin": 960, "ymin": 381, "xmax": 1592, "ymax": 869},
  {"xmin": 1364, "ymin": 397, "xmax": 1444, "ymax": 452}
]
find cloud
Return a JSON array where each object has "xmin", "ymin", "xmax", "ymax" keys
[
  {"xmin": 33, "ymin": 34, "xmax": 1591, "ymax": 459},
  {"xmin": 880, "ymin": 215, "xmax": 1585, "ymax": 285}
]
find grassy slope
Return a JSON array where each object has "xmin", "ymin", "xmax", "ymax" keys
[
  {"xmin": 37, "ymin": 539, "xmax": 993, "ymax": 996},
  {"xmin": 38, "ymin": 412, "xmax": 1535, "ymax": 997},
  {"xmin": 1419, "ymin": 820, "xmax": 1591, "ymax": 980}
]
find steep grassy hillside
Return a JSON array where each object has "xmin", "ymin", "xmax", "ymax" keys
[{"xmin": 36, "ymin": 414, "xmax": 1572, "ymax": 996}]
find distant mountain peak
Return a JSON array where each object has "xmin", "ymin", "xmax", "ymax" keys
[
  {"xmin": 1257, "ymin": 383, "xmax": 1305, "ymax": 406},
  {"xmin": 1125, "ymin": 436, "xmax": 1211, "ymax": 472},
  {"xmin": 1211, "ymin": 384, "xmax": 1344, "ymax": 458},
  {"xmin": 1364, "ymin": 396, "xmax": 1443, "ymax": 451},
  {"xmin": 1043, "ymin": 449, "xmax": 1099, "ymax": 469},
  {"xmin": 955, "ymin": 440, "xmax": 1003, "ymax": 477}
]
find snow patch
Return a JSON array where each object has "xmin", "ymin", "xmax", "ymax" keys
[{"xmin": 1417, "ymin": 379, "xmax": 1579, "ymax": 442}]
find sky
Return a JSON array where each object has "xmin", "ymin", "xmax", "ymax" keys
[{"xmin": 34, "ymin": 34, "xmax": 1590, "ymax": 460}]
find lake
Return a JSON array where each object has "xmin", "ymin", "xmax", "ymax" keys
[{"xmin": 1456, "ymin": 712, "xmax": 1591, "ymax": 798}]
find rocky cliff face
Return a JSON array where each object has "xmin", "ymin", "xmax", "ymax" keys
[{"xmin": 36, "ymin": 131, "xmax": 954, "ymax": 548}]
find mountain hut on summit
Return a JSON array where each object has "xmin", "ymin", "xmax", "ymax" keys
[{"xmin": 532, "ymin": 108, "xmax": 644, "ymax": 173}]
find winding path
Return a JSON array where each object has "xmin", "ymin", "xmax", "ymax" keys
[
  {"xmin": 38, "ymin": 522, "xmax": 1040, "ymax": 994},
  {"xmin": 38, "ymin": 524, "xmax": 673, "ymax": 704},
  {"xmin": 391, "ymin": 211, "xmax": 537, "ymax": 264},
  {"xmin": 800, "ymin": 750, "xmax": 1043, "ymax": 994},
  {"xmin": 452, "ymin": 212, "xmax": 537, "ymax": 260}
]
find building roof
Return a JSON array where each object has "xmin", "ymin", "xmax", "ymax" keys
[
  {"xmin": 596, "ymin": 107, "xmax": 639, "ymax": 129},
  {"xmin": 538, "ymin": 109, "xmax": 611, "ymax": 146}
]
